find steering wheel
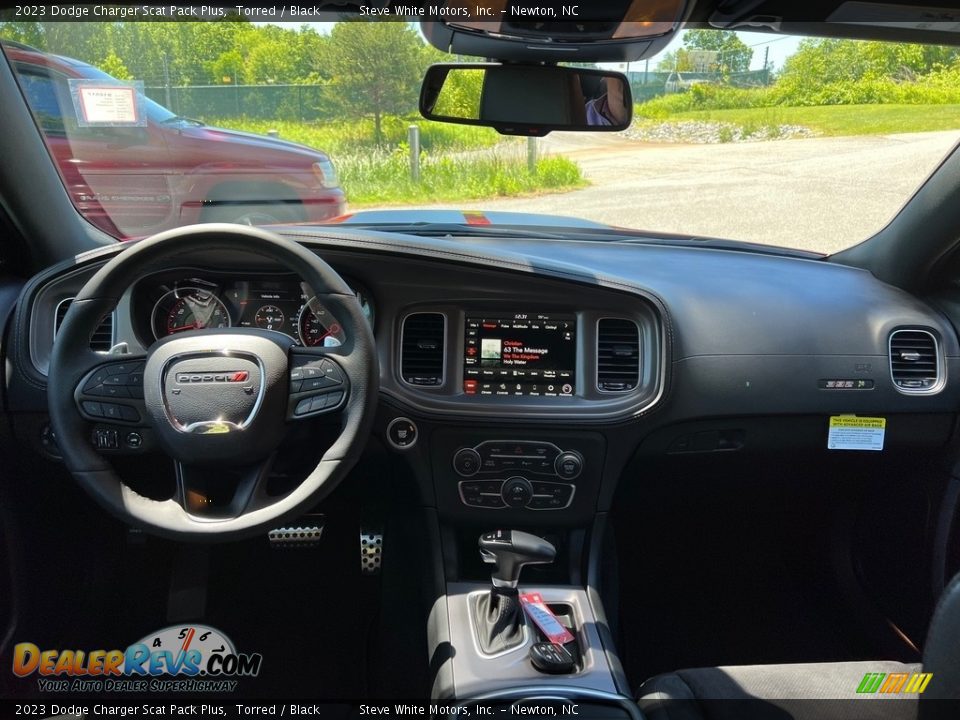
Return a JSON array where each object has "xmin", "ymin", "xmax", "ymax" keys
[{"xmin": 47, "ymin": 224, "xmax": 378, "ymax": 542}]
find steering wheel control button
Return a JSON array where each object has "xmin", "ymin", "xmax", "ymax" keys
[
  {"xmin": 454, "ymin": 447, "xmax": 482, "ymax": 476},
  {"xmin": 82, "ymin": 401, "xmax": 104, "ymax": 418},
  {"xmin": 554, "ymin": 451, "xmax": 584, "ymax": 479},
  {"xmin": 319, "ymin": 359, "xmax": 345, "ymax": 383},
  {"xmin": 80, "ymin": 361, "xmax": 146, "ymax": 403},
  {"xmin": 387, "ymin": 417, "xmax": 418, "ymax": 450},
  {"xmin": 502, "ymin": 476, "xmax": 534, "ymax": 508},
  {"xmin": 287, "ymin": 357, "xmax": 349, "ymax": 419}
]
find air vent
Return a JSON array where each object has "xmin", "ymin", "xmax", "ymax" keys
[
  {"xmin": 597, "ymin": 318, "xmax": 640, "ymax": 392},
  {"xmin": 55, "ymin": 298, "xmax": 114, "ymax": 352},
  {"xmin": 889, "ymin": 329, "xmax": 940, "ymax": 393},
  {"xmin": 401, "ymin": 313, "xmax": 445, "ymax": 386}
]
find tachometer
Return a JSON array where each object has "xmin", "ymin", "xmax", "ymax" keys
[
  {"xmin": 297, "ymin": 298, "xmax": 346, "ymax": 347},
  {"xmin": 151, "ymin": 287, "xmax": 231, "ymax": 340}
]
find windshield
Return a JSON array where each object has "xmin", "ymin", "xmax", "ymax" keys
[{"xmin": 1, "ymin": 18, "xmax": 959, "ymax": 253}]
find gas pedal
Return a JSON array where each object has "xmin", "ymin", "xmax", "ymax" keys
[
  {"xmin": 268, "ymin": 514, "xmax": 325, "ymax": 548},
  {"xmin": 360, "ymin": 526, "xmax": 384, "ymax": 574}
]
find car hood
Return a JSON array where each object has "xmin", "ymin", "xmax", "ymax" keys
[
  {"xmin": 324, "ymin": 209, "xmax": 613, "ymax": 229},
  {"xmin": 177, "ymin": 124, "xmax": 330, "ymax": 161}
]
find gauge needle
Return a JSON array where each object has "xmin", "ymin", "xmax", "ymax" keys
[
  {"xmin": 168, "ymin": 323, "xmax": 198, "ymax": 332},
  {"xmin": 314, "ymin": 324, "xmax": 340, "ymax": 343}
]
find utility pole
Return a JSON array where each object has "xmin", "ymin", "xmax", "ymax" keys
[
  {"xmin": 162, "ymin": 53, "xmax": 172, "ymax": 109},
  {"xmin": 763, "ymin": 45, "xmax": 770, "ymax": 84}
]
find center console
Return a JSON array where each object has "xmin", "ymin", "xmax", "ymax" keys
[{"xmin": 429, "ymin": 528, "xmax": 636, "ymax": 716}]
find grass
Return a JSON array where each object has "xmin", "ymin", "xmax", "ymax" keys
[
  {"xmin": 338, "ymin": 147, "xmax": 586, "ymax": 205},
  {"xmin": 662, "ymin": 104, "xmax": 960, "ymax": 137},
  {"xmin": 207, "ymin": 116, "xmax": 502, "ymax": 154},
  {"xmin": 205, "ymin": 115, "xmax": 585, "ymax": 205}
]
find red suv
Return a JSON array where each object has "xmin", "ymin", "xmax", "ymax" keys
[{"xmin": 4, "ymin": 41, "xmax": 346, "ymax": 238}]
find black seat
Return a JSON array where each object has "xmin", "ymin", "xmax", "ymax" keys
[{"xmin": 637, "ymin": 572, "xmax": 960, "ymax": 720}]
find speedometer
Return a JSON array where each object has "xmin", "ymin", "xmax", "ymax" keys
[
  {"xmin": 151, "ymin": 287, "xmax": 230, "ymax": 340},
  {"xmin": 297, "ymin": 298, "xmax": 346, "ymax": 347}
]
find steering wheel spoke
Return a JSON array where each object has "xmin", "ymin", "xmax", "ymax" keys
[
  {"xmin": 174, "ymin": 456, "xmax": 276, "ymax": 520},
  {"xmin": 75, "ymin": 354, "xmax": 149, "ymax": 426},
  {"xmin": 287, "ymin": 348, "xmax": 349, "ymax": 420}
]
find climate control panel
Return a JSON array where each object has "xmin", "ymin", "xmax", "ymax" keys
[{"xmin": 452, "ymin": 441, "xmax": 583, "ymax": 510}]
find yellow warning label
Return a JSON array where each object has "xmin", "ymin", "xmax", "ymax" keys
[
  {"xmin": 828, "ymin": 415, "xmax": 886, "ymax": 451},
  {"xmin": 829, "ymin": 416, "xmax": 886, "ymax": 429}
]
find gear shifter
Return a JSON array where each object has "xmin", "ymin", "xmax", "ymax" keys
[{"xmin": 473, "ymin": 530, "xmax": 556, "ymax": 654}]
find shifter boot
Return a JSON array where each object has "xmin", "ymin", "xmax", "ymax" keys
[{"xmin": 475, "ymin": 587, "xmax": 525, "ymax": 654}]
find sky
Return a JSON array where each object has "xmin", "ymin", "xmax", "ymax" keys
[{"xmin": 256, "ymin": 22, "xmax": 805, "ymax": 71}]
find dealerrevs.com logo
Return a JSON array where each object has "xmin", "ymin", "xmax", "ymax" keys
[{"xmin": 12, "ymin": 625, "xmax": 262, "ymax": 694}]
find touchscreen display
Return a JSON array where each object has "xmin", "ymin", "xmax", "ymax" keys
[{"xmin": 463, "ymin": 314, "xmax": 576, "ymax": 397}]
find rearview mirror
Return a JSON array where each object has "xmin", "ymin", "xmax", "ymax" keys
[{"xmin": 420, "ymin": 64, "xmax": 633, "ymax": 136}]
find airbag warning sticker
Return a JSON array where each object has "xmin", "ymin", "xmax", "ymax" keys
[{"xmin": 828, "ymin": 416, "xmax": 886, "ymax": 451}]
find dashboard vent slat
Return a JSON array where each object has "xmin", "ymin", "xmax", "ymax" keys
[
  {"xmin": 890, "ymin": 329, "xmax": 940, "ymax": 393},
  {"xmin": 401, "ymin": 313, "xmax": 445, "ymax": 387},
  {"xmin": 597, "ymin": 318, "xmax": 640, "ymax": 392},
  {"xmin": 55, "ymin": 298, "xmax": 114, "ymax": 352}
]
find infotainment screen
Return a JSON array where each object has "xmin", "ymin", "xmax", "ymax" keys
[{"xmin": 463, "ymin": 314, "xmax": 576, "ymax": 397}]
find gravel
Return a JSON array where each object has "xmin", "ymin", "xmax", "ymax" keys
[{"xmin": 622, "ymin": 120, "xmax": 819, "ymax": 144}]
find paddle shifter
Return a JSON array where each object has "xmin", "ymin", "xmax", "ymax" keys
[{"xmin": 473, "ymin": 530, "xmax": 556, "ymax": 654}]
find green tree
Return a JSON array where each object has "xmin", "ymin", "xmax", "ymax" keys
[
  {"xmin": 683, "ymin": 29, "xmax": 753, "ymax": 73},
  {"xmin": 657, "ymin": 48, "xmax": 694, "ymax": 72},
  {"xmin": 99, "ymin": 49, "xmax": 132, "ymax": 80},
  {"xmin": 322, "ymin": 21, "xmax": 423, "ymax": 144}
]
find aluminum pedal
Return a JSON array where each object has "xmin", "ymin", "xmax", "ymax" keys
[
  {"xmin": 360, "ymin": 527, "xmax": 384, "ymax": 574},
  {"xmin": 268, "ymin": 514, "xmax": 325, "ymax": 547}
]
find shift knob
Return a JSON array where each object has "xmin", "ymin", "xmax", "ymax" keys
[{"xmin": 479, "ymin": 529, "xmax": 556, "ymax": 588}]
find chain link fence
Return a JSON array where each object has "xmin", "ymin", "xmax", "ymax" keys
[
  {"xmin": 145, "ymin": 69, "xmax": 774, "ymax": 124},
  {"xmin": 144, "ymin": 84, "xmax": 336, "ymax": 122}
]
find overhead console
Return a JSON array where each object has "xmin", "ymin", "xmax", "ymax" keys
[{"xmin": 421, "ymin": 0, "xmax": 691, "ymax": 62}]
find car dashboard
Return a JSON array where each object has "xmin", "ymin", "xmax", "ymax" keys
[{"xmin": 8, "ymin": 226, "xmax": 960, "ymax": 528}]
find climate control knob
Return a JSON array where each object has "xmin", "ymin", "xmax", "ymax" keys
[
  {"xmin": 501, "ymin": 476, "xmax": 534, "ymax": 508},
  {"xmin": 554, "ymin": 451, "xmax": 584, "ymax": 480},
  {"xmin": 453, "ymin": 447, "xmax": 482, "ymax": 477}
]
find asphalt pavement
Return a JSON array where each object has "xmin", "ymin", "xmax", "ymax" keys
[{"xmin": 405, "ymin": 130, "xmax": 960, "ymax": 254}]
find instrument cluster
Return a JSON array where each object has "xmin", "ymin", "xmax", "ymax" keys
[{"xmin": 132, "ymin": 272, "xmax": 374, "ymax": 348}]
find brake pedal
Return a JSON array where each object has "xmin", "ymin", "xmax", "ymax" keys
[
  {"xmin": 268, "ymin": 514, "xmax": 325, "ymax": 547},
  {"xmin": 360, "ymin": 526, "xmax": 384, "ymax": 574}
]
